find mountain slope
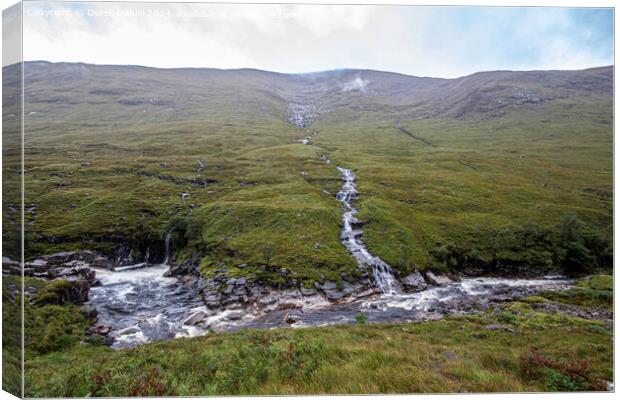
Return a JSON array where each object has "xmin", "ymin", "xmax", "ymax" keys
[{"xmin": 2, "ymin": 62, "xmax": 613, "ymax": 281}]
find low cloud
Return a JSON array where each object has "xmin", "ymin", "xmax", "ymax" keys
[{"xmin": 341, "ymin": 76, "xmax": 369, "ymax": 92}]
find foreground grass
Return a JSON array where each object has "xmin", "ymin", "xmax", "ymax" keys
[
  {"xmin": 539, "ymin": 275, "xmax": 614, "ymax": 311},
  {"xmin": 24, "ymin": 297, "xmax": 612, "ymax": 396}
]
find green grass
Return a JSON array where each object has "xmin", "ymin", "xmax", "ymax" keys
[
  {"xmin": 24, "ymin": 304, "xmax": 612, "ymax": 396},
  {"xmin": 3, "ymin": 63, "xmax": 613, "ymax": 394},
  {"xmin": 5, "ymin": 63, "xmax": 611, "ymax": 282},
  {"xmin": 10, "ymin": 275, "xmax": 614, "ymax": 396},
  {"xmin": 540, "ymin": 275, "xmax": 613, "ymax": 311}
]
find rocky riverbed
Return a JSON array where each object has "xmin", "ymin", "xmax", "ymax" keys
[{"xmin": 3, "ymin": 251, "xmax": 578, "ymax": 349}]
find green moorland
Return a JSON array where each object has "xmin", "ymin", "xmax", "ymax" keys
[
  {"xmin": 2, "ymin": 62, "xmax": 613, "ymax": 282},
  {"xmin": 11, "ymin": 274, "xmax": 613, "ymax": 396},
  {"xmin": 1, "ymin": 62, "xmax": 614, "ymax": 394}
]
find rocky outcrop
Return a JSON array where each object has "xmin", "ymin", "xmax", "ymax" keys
[
  {"xmin": 165, "ymin": 259, "xmax": 200, "ymax": 277},
  {"xmin": 4, "ymin": 251, "xmax": 106, "ymax": 309},
  {"xmin": 198, "ymin": 271, "xmax": 373, "ymax": 314},
  {"xmin": 34, "ymin": 279, "xmax": 91, "ymax": 306},
  {"xmin": 19, "ymin": 251, "xmax": 103, "ymax": 286},
  {"xmin": 400, "ymin": 271, "xmax": 428, "ymax": 292},
  {"xmin": 2, "ymin": 257, "xmax": 21, "ymax": 275}
]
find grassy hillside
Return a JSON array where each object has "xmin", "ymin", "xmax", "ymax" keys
[{"xmin": 3, "ymin": 62, "xmax": 612, "ymax": 281}]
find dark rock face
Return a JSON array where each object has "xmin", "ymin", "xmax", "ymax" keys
[
  {"xmin": 35, "ymin": 279, "xmax": 91, "ymax": 306},
  {"xmin": 48, "ymin": 260, "xmax": 98, "ymax": 286},
  {"xmin": 2, "ymin": 257, "xmax": 21, "ymax": 275},
  {"xmin": 165, "ymin": 260, "xmax": 199, "ymax": 277},
  {"xmin": 18, "ymin": 251, "xmax": 102, "ymax": 287},
  {"xmin": 401, "ymin": 271, "xmax": 428, "ymax": 292},
  {"xmin": 198, "ymin": 271, "xmax": 374, "ymax": 313},
  {"xmin": 7, "ymin": 252, "xmax": 102, "ymax": 307}
]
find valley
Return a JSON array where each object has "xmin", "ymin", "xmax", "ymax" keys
[{"xmin": 1, "ymin": 61, "xmax": 613, "ymax": 395}]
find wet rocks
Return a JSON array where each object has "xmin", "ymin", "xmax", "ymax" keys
[
  {"xmin": 2, "ymin": 257, "xmax": 21, "ymax": 275},
  {"xmin": 183, "ymin": 310, "xmax": 209, "ymax": 326},
  {"xmin": 401, "ymin": 271, "xmax": 428, "ymax": 292},
  {"xmin": 165, "ymin": 260, "xmax": 199, "ymax": 277},
  {"xmin": 22, "ymin": 251, "xmax": 108, "ymax": 285},
  {"xmin": 89, "ymin": 324, "xmax": 113, "ymax": 336},
  {"xmin": 315, "ymin": 281, "xmax": 337, "ymax": 291},
  {"xmin": 225, "ymin": 310, "xmax": 244, "ymax": 320},
  {"xmin": 284, "ymin": 313, "xmax": 300, "ymax": 324},
  {"xmin": 424, "ymin": 271, "xmax": 453, "ymax": 286},
  {"xmin": 48, "ymin": 260, "xmax": 98, "ymax": 286},
  {"xmin": 199, "ymin": 275, "xmax": 252, "ymax": 308}
]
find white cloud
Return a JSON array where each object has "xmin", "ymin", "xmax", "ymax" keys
[
  {"xmin": 341, "ymin": 76, "xmax": 370, "ymax": 92},
  {"xmin": 19, "ymin": 3, "xmax": 613, "ymax": 77}
]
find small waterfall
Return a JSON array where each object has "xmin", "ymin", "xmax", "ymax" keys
[
  {"xmin": 336, "ymin": 167, "xmax": 397, "ymax": 295},
  {"xmin": 285, "ymin": 100, "xmax": 396, "ymax": 295},
  {"xmin": 288, "ymin": 102, "xmax": 316, "ymax": 128},
  {"xmin": 163, "ymin": 233, "xmax": 172, "ymax": 266}
]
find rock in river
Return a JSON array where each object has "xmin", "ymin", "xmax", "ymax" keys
[
  {"xmin": 424, "ymin": 271, "xmax": 452, "ymax": 286},
  {"xmin": 401, "ymin": 271, "xmax": 428, "ymax": 292}
]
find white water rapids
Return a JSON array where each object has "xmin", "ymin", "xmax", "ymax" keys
[
  {"xmin": 89, "ymin": 265, "xmax": 207, "ymax": 348},
  {"xmin": 336, "ymin": 166, "xmax": 397, "ymax": 294}
]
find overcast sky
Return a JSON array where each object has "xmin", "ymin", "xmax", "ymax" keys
[{"xmin": 17, "ymin": 2, "xmax": 614, "ymax": 78}]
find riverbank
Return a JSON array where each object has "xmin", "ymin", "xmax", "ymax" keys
[
  {"xmin": 4, "ymin": 250, "xmax": 588, "ymax": 350},
  {"xmin": 23, "ymin": 275, "xmax": 612, "ymax": 396}
]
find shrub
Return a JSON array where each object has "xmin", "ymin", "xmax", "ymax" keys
[{"xmin": 518, "ymin": 349, "xmax": 596, "ymax": 391}]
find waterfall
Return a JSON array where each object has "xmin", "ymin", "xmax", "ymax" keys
[
  {"xmin": 145, "ymin": 247, "xmax": 150, "ymax": 266},
  {"xmin": 163, "ymin": 232, "xmax": 172, "ymax": 266},
  {"xmin": 286, "ymin": 99, "xmax": 396, "ymax": 295},
  {"xmin": 336, "ymin": 167, "xmax": 397, "ymax": 295},
  {"xmin": 288, "ymin": 102, "xmax": 316, "ymax": 128}
]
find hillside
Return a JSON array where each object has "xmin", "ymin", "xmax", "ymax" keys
[
  {"xmin": 2, "ymin": 62, "xmax": 613, "ymax": 284},
  {"xmin": 1, "ymin": 61, "xmax": 613, "ymax": 397}
]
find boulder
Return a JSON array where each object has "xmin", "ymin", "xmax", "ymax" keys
[
  {"xmin": 401, "ymin": 271, "xmax": 428, "ymax": 292},
  {"xmin": 49, "ymin": 260, "xmax": 97, "ymax": 285},
  {"xmin": 224, "ymin": 310, "xmax": 244, "ymax": 320},
  {"xmin": 165, "ymin": 261, "xmax": 199, "ymax": 277},
  {"xmin": 300, "ymin": 287, "xmax": 317, "ymax": 296},
  {"xmin": 424, "ymin": 271, "xmax": 452, "ymax": 286},
  {"xmin": 325, "ymin": 290, "xmax": 347, "ymax": 301},
  {"xmin": 183, "ymin": 310, "xmax": 209, "ymax": 326},
  {"xmin": 90, "ymin": 325, "xmax": 113, "ymax": 335},
  {"xmin": 284, "ymin": 313, "xmax": 299, "ymax": 324},
  {"xmin": 116, "ymin": 326, "xmax": 140, "ymax": 335}
]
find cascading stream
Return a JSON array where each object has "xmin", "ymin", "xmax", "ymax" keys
[
  {"xmin": 335, "ymin": 167, "xmax": 397, "ymax": 295},
  {"xmin": 286, "ymin": 102, "xmax": 398, "ymax": 295},
  {"xmin": 163, "ymin": 232, "xmax": 172, "ymax": 265}
]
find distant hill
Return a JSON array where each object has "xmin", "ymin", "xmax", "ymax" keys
[{"xmin": 4, "ymin": 61, "xmax": 612, "ymax": 129}]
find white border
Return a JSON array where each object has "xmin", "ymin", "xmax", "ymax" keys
[{"xmin": 0, "ymin": 1, "xmax": 616, "ymax": 400}]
